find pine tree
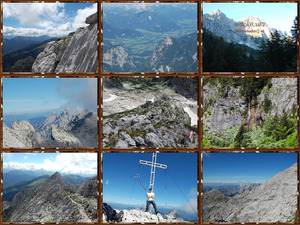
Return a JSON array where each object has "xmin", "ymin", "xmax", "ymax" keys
[
  {"xmin": 266, "ymin": 30, "xmax": 285, "ymax": 71},
  {"xmin": 256, "ymin": 39, "xmax": 268, "ymax": 71},
  {"xmin": 247, "ymin": 53, "xmax": 254, "ymax": 72},
  {"xmin": 203, "ymin": 29, "xmax": 218, "ymax": 71},
  {"xmin": 225, "ymin": 42, "xmax": 237, "ymax": 71},
  {"xmin": 291, "ymin": 16, "xmax": 298, "ymax": 41},
  {"xmin": 211, "ymin": 37, "xmax": 227, "ymax": 71},
  {"xmin": 282, "ymin": 35, "xmax": 297, "ymax": 71}
]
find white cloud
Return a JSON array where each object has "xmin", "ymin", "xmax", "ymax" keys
[
  {"xmin": 3, "ymin": 25, "xmax": 71, "ymax": 37},
  {"xmin": 56, "ymin": 78, "xmax": 97, "ymax": 112},
  {"xmin": 3, "ymin": 3, "xmax": 97, "ymax": 37},
  {"xmin": 72, "ymin": 3, "xmax": 97, "ymax": 30},
  {"xmin": 180, "ymin": 198, "xmax": 197, "ymax": 214},
  {"xmin": 3, "ymin": 153, "xmax": 97, "ymax": 175},
  {"xmin": 103, "ymin": 3, "xmax": 192, "ymax": 13},
  {"xmin": 189, "ymin": 188, "xmax": 197, "ymax": 196},
  {"xmin": 58, "ymin": 22, "xmax": 71, "ymax": 32},
  {"xmin": 3, "ymin": 3, "xmax": 65, "ymax": 27},
  {"xmin": 24, "ymin": 156, "xmax": 29, "ymax": 159}
]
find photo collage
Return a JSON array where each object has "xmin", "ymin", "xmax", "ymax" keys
[{"xmin": 0, "ymin": 0, "xmax": 299, "ymax": 224}]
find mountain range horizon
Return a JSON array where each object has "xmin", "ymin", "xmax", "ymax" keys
[{"xmin": 3, "ymin": 109, "xmax": 97, "ymax": 148}]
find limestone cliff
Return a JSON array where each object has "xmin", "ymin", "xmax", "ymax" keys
[
  {"xmin": 203, "ymin": 78, "xmax": 297, "ymax": 134},
  {"xmin": 32, "ymin": 13, "xmax": 97, "ymax": 72},
  {"xmin": 203, "ymin": 163, "xmax": 297, "ymax": 222}
]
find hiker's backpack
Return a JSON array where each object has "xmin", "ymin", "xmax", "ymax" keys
[
  {"xmin": 115, "ymin": 210, "xmax": 124, "ymax": 222},
  {"xmin": 103, "ymin": 203, "xmax": 116, "ymax": 222}
]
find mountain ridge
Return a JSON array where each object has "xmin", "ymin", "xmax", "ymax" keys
[
  {"xmin": 203, "ymin": 9, "xmax": 286, "ymax": 49},
  {"xmin": 203, "ymin": 163, "xmax": 297, "ymax": 222},
  {"xmin": 3, "ymin": 172, "xmax": 97, "ymax": 222},
  {"xmin": 3, "ymin": 35, "xmax": 52, "ymax": 56},
  {"xmin": 3, "ymin": 109, "xmax": 97, "ymax": 148}
]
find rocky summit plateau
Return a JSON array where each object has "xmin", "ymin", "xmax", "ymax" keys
[
  {"xmin": 103, "ymin": 208, "xmax": 186, "ymax": 223},
  {"xmin": 3, "ymin": 109, "xmax": 97, "ymax": 148},
  {"xmin": 203, "ymin": 163, "xmax": 297, "ymax": 222},
  {"xmin": 103, "ymin": 78, "xmax": 198, "ymax": 148},
  {"xmin": 3, "ymin": 172, "xmax": 97, "ymax": 222}
]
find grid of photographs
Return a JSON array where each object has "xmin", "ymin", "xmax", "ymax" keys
[{"xmin": 0, "ymin": 0, "xmax": 299, "ymax": 225}]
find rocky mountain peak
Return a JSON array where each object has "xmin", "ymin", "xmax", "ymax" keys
[
  {"xmin": 162, "ymin": 35, "xmax": 173, "ymax": 46},
  {"xmin": 209, "ymin": 9, "xmax": 225, "ymax": 17},
  {"xmin": 46, "ymin": 171, "xmax": 65, "ymax": 184},
  {"xmin": 4, "ymin": 109, "xmax": 97, "ymax": 148},
  {"xmin": 3, "ymin": 173, "xmax": 97, "ymax": 222},
  {"xmin": 32, "ymin": 12, "xmax": 97, "ymax": 72},
  {"xmin": 241, "ymin": 16, "xmax": 264, "ymax": 23},
  {"xmin": 103, "ymin": 45, "xmax": 136, "ymax": 71},
  {"xmin": 40, "ymin": 172, "xmax": 71, "ymax": 192},
  {"xmin": 144, "ymin": 33, "xmax": 196, "ymax": 72},
  {"xmin": 203, "ymin": 10, "xmax": 281, "ymax": 49},
  {"xmin": 36, "ymin": 110, "xmax": 75, "ymax": 138},
  {"xmin": 168, "ymin": 210, "xmax": 183, "ymax": 220},
  {"xmin": 11, "ymin": 120, "xmax": 35, "ymax": 132},
  {"xmin": 85, "ymin": 12, "xmax": 97, "ymax": 24}
]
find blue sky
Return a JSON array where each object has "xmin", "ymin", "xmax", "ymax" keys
[
  {"xmin": 3, "ymin": 3, "xmax": 97, "ymax": 37},
  {"xmin": 103, "ymin": 153, "xmax": 197, "ymax": 214},
  {"xmin": 203, "ymin": 152, "xmax": 297, "ymax": 184},
  {"xmin": 103, "ymin": 3, "xmax": 197, "ymax": 12},
  {"xmin": 203, "ymin": 3, "xmax": 297, "ymax": 35},
  {"xmin": 3, "ymin": 78, "xmax": 97, "ymax": 115},
  {"xmin": 3, "ymin": 152, "xmax": 97, "ymax": 175}
]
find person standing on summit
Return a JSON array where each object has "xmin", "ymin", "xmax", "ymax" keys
[{"xmin": 146, "ymin": 188, "xmax": 159, "ymax": 214}]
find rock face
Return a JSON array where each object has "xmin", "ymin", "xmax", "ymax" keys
[
  {"xmin": 165, "ymin": 77, "xmax": 198, "ymax": 100},
  {"xmin": 203, "ymin": 78, "xmax": 297, "ymax": 134},
  {"xmin": 76, "ymin": 176, "xmax": 97, "ymax": 198},
  {"xmin": 203, "ymin": 163, "xmax": 297, "ymax": 222},
  {"xmin": 3, "ymin": 172, "xmax": 97, "ymax": 222},
  {"xmin": 3, "ymin": 110, "xmax": 97, "ymax": 148},
  {"xmin": 103, "ymin": 45, "xmax": 136, "ymax": 72},
  {"xmin": 35, "ymin": 110, "xmax": 74, "ymax": 138},
  {"xmin": 3, "ymin": 121, "xmax": 44, "ymax": 147},
  {"xmin": 203, "ymin": 10, "xmax": 283, "ymax": 49},
  {"xmin": 103, "ymin": 209, "xmax": 185, "ymax": 223},
  {"xmin": 32, "ymin": 13, "xmax": 97, "ymax": 72},
  {"xmin": 145, "ymin": 34, "xmax": 197, "ymax": 72}
]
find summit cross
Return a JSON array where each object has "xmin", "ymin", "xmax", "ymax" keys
[{"xmin": 139, "ymin": 153, "xmax": 167, "ymax": 191}]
